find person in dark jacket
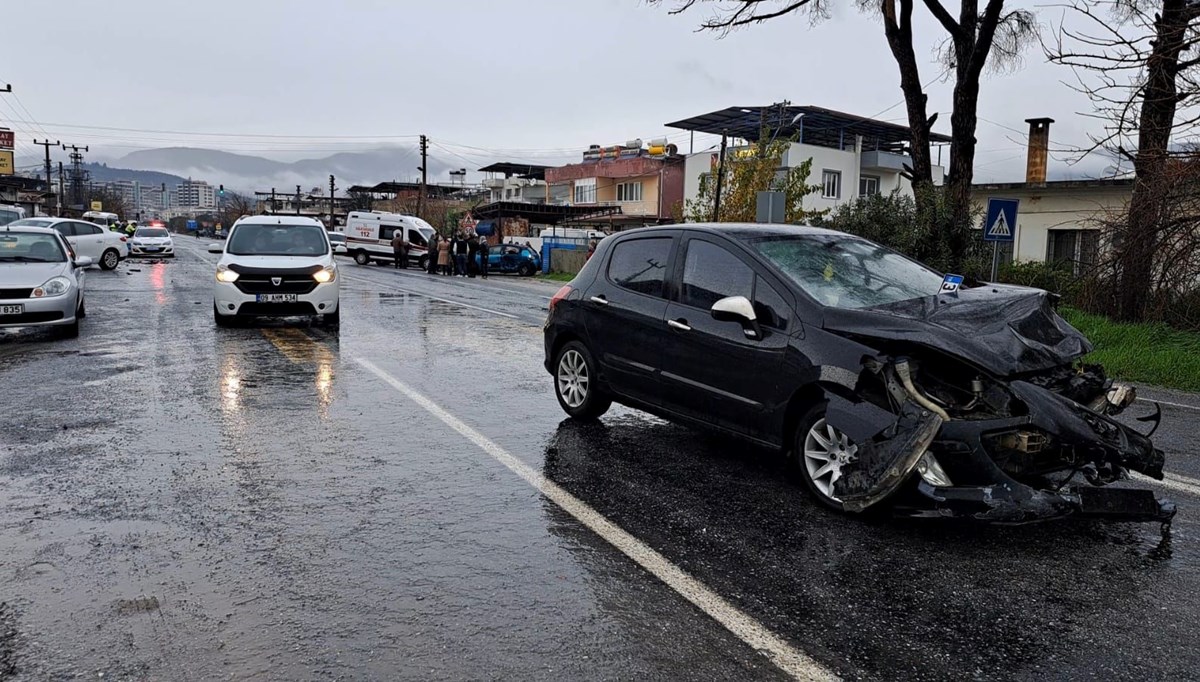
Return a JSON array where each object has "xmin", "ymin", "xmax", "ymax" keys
[
  {"xmin": 391, "ymin": 231, "xmax": 409, "ymax": 269},
  {"xmin": 452, "ymin": 233, "xmax": 469, "ymax": 276},
  {"xmin": 478, "ymin": 237, "xmax": 491, "ymax": 279},
  {"xmin": 467, "ymin": 235, "xmax": 480, "ymax": 278},
  {"xmin": 427, "ymin": 235, "xmax": 440, "ymax": 274}
]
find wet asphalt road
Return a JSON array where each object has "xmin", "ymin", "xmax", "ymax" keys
[{"xmin": 2, "ymin": 240, "xmax": 1200, "ymax": 681}]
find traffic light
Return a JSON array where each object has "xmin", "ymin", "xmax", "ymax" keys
[{"xmin": 218, "ymin": 184, "xmax": 225, "ymax": 196}]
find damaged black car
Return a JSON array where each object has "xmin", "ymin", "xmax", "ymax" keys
[{"xmin": 543, "ymin": 224, "xmax": 1175, "ymax": 524}]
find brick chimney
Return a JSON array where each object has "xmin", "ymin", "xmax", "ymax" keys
[{"xmin": 1025, "ymin": 118, "xmax": 1054, "ymax": 187}]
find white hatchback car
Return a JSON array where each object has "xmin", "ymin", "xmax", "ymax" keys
[
  {"xmin": 210, "ymin": 216, "xmax": 340, "ymax": 327},
  {"xmin": 130, "ymin": 226, "xmax": 175, "ymax": 257}
]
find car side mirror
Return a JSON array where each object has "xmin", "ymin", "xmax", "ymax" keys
[
  {"xmin": 711, "ymin": 295, "xmax": 763, "ymax": 340},
  {"xmin": 207, "ymin": 243, "xmax": 224, "ymax": 253},
  {"xmin": 74, "ymin": 256, "xmax": 94, "ymax": 268}
]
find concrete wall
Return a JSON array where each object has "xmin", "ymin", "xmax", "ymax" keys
[{"xmin": 970, "ymin": 184, "xmax": 1131, "ymax": 262}]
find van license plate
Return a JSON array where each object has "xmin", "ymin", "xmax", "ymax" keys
[
  {"xmin": 0, "ymin": 304, "xmax": 23, "ymax": 315},
  {"xmin": 256, "ymin": 294, "xmax": 297, "ymax": 303}
]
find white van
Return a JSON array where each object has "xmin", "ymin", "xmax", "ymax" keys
[
  {"xmin": 343, "ymin": 211, "xmax": 437, "ymax": 269},
  {"xmin": 83, "ymin": 211, "xmax": 121, "ymax": 229}
]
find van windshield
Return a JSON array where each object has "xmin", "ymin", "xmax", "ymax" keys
[
  {"xmin": 0, "ymin": 208, "xmax": 23, "ymax": 225},
  {"xmin": 228, "ymin": 224, "xmax": 329, "ymax": 256}
]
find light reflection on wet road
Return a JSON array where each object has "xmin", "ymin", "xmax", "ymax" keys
[{"xmin": 0, "ymin": 240, "xmax": 1199, "ymax": 681}]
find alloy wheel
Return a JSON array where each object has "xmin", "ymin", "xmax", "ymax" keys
[
  {"xmin": 557, "ymin": 349, "xmax": 589, "ymax": 409},
  {"xmin": 803, "ymin": 418, "xmax": 858, "ymax": 502}
]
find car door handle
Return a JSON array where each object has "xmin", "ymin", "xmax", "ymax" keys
[
  {"xmin": 590, "ymin": 295, "xmax": 609, "ymax": 306},
  {"xmin": 668, "ymin": 319, "xmax": 691, "ymax": 331}
]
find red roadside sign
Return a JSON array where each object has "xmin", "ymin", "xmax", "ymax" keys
[{"xmin": 0, "ymin": 129, "xmax": 13, "ymax": 150}]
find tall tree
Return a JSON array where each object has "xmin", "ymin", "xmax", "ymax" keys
[
  {"xmin": 650, "ymin": 0, "xmax": 1036, "ymax": 269},
  {"xmin": 1046, "ymin": 0, "xmax": 1200, "ymax": 320}
]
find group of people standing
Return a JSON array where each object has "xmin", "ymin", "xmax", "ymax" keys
[{"xmin": 392, "ymin": 230, "xmax": 489, "ymax": 279}]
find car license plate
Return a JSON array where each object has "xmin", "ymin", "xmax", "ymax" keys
[
  {"xmin": 146, "ymin": 247, "xmax": 160, "ymax": 252},
  {"xmin": 0, "ymin": 304, "xmax": 24, "ymax": 315},
  {"xmin": 256, "ymin": 294, "xmax": 297, "ymax": 303}
]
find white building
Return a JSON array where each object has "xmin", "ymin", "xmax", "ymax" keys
[
  {"xmin": 478, "ymin": 162, "xmax": 570, "ymax": 204},
  {"xmin": 173, "ymin": 179, "xmax": 216, "ymax": 210},
  {"xmin": 971, "ymin": 118, "xmax": 1131, "ymax": 272},
  {"xmin": 668, "ymin": 105, "xmax": 949, "ymax": 215}
]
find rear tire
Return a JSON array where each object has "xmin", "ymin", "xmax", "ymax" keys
[
  {"xmin": 553, "ymin": 341, "xmax": 611, "ymax": 420},
  {"xmin": 353, "ymin": 251, "xmax": 370, "ymax": 265},
  {"xmin": 100, "ymin": 249, "xmax": 120, "ymax": 270},
  {"xmin": 792, "ymin": 401, "xmax": 855, "ymax": 512}
]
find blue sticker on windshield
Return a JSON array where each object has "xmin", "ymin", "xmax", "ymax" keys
[{"xmin": 940, "ymin": 274, "xmax": 964, "ymax": 294}]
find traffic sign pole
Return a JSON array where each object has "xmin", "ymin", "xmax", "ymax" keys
[{"xmin": 990, "ymin": 242, "xmax": 1000, "ymax": 282}]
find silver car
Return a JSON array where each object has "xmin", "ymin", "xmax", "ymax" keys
[{"xmin": 0, "ymin": 225, "xmax": 91, "ymax": 338}]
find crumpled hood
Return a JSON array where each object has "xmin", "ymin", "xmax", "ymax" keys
[{"xmin": 821, "ymin": 284, "xmax": 1092, "ymax": 376}]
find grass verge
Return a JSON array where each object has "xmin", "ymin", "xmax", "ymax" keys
[
  {"xmin": 538, "ymin": 272, "xmax": 575, "ymax": 283},
  {"xmin": 1061, "ymin": 307, "xmax": 1200, "ymax": 392}
]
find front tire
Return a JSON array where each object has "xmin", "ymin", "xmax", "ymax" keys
[
  {"xmin": 323, "ymin": 308, "xmax": 340, "ymax": 327},
  {"xmin": 353, "ymin": 251, "xmax": 370, "ymax": 266},
  {"xmin": 553, "ymin": 341, "xmax": 611, "ymax": 420},
  {"xmin": 517, "ymin": 262, "xmax": 535, "ymax": 277},
  {"xmin": 100, "ymin": 249, "xmax": 120, "ymax": 270},
  {"xmin": 76, "ymin": 295, "xmax": 86, "ymax": 319},
  {"xmin": 418, "ymin": 255, "xmax": 430, "ymax": 271},
  {"xmin": 61, "ymin": 317, "xmax": 80, "ymax": 339},
  {"xmin": 792, "ymin": 402, "xmax": 858, "ymax": 512}
]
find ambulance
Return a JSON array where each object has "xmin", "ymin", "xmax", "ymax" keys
[{"xmin": 343, "ymin": 211, "xmax": 437, "ymax": 269}]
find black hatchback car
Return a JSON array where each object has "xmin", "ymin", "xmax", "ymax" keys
[{"xmin": 543, "ymin": 224, "xmax": 1174, "ymax": 523}]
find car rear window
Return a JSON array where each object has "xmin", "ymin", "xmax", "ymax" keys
[{"xmin": 607, "ymin": 237, "xmax": 672, "ymax": 298}]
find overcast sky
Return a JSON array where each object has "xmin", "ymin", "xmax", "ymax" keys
[{"xmin": 5, "ymin": 0, "xmax": 1113, "ymax": 182}]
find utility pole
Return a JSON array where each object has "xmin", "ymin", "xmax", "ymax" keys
[
  {"xmin": 270, "ymin": 187, "xmax": 276, "ymax": 215},
  {"xmin": 328, "ymin": 174, "xmax": 336, "ymax": 229},
  {"xmin": 57, "ymin": 162, "xmax": 64, "ymax": 217},
  {"xmin": 33, "ymin": 139, "xmax": 60, "ymax": 212},
  {"xmin": 712, "ymin": 131, "xmax": 728, "ymax": 223},
  {"xmin": 418, "ymin": 134, "xmax": 428, "ymax": 218},
  {"xmin": 295, "ymin": 185, "xmax": 301, "ymax": 216}
]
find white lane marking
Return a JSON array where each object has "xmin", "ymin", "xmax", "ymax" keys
[
  {"xmin": 355, "ymin": 358, "xmax": 837, "ymax": 682},
  {"xmin": 1137, "ymin": 397, "xmax": 1200, "ymax": 412},
  {"xmin": 342, "ymin": 274, "xmax": 518, "ymax": 319},
  {"xmin": 1131, "ymin": 471, "xmax": 1200, "ymax": 498}
]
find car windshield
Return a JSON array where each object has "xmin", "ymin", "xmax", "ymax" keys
[
  {"xmin": 135, "ymin": 228, "xmax": 169, "ymax": 238},
  {"xmin": 0, "ymin": 231, "xmax": 66, "ymax": 263},
  {"xmin": 227, "ymin": 223, "xmax": 329, "ymax": 256},
  {"xmin": 748, "ymin": 234, "xmax": 946, "ymax": 309},
  {"xmin": 8, "ymin": 218, "xmax": 54, "ymax": 228}
]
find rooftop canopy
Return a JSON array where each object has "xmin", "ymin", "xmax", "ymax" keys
[
  {"xmin": 665, "ymin": 105, "xmax": 952, "ymax": 153},
  {"xmin": 346, "ymin": 181, "xmax": 467, "ymax": 197},
  {"xmin": 477, "ymin": 162, "xmax": 552, "ymax": 180},
  {"xmin": 469, "ymin": 201, "xmax": 620, "ymax": 225}
]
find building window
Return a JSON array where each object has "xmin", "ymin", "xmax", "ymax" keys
[
  {"xmin": 616, "ymin": 182, "xmax": 643, "ymax": 203},
  {"xmin": 1047, "ymin": 229, "xmax": 1099, "ymax": 275},
  {"xmin": 574, "ymin": 178, "xmax": 597, "ymax": 204},
  {"xmin": 859, "ymin": 175, "xmax": 880, "ymax": 197},
  {"xmin": 821, "ymin": 170, "xmax": 841, "ymax": 199}
]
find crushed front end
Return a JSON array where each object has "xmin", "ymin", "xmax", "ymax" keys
[{"xmin": 828, "ymin": 352, "xmax": 1176, "ymax": 524}]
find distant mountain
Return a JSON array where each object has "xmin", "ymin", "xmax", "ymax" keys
[
  {"xmin": 82, "ymin": 163, "xmax": 188, "ymax": 188},
  {"xmin": 114, "ymin": 146, "xmax": 452, "ymax": 193}
]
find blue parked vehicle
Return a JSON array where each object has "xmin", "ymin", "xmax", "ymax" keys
[{"xmin": 475, "ymin": 243, "xmax": 540, "ymax": 276}]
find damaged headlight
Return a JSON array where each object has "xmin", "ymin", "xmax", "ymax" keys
[{"xmin": 916, "ymin": 452, "xmax": 953, "ymax": 487}]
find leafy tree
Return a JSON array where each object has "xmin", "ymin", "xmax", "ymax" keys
[
  {"xmin": 684, "ymin": 134, "xmax": 824, "ymax": 223},
  {"xmin": 651, "ymin": 0, "xmax": 1037, "ymax": 272}
]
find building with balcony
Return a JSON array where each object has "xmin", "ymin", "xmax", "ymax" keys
[
  {"xmin": 478, "ymin": 162, "xmax": 570, "ymax": 205},
  {"xmin": 544, "ymin": 140, "xmax": 686, "ymax": 229},
  {"xmin": 666, "ymin": 105, "xmax": 950, "ymax": 216}
]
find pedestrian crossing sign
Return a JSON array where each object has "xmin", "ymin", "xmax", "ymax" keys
[{"xmin": 984, "ymin": 198, "xmax": 1018, "ymax": 242}]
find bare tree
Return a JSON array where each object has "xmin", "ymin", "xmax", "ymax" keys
[
  {"xmin": 1046, "ymin": 0, "xmax": 1200, "ymax": 320},
  {"xmin": 649, "ymin": 0, "xmax": 1037, "ymax": 270},
  {"xmin": 220, "ymin": 191, "xmax": 255, "ymax": 226}
]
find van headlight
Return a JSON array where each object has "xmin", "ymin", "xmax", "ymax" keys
[
  {"xmin": 33, "ymin": 276, "xmax": 71, "ymax": 297},
  {"xmin": 216, "ymin": 265, "xmax": 239, "ymax": 283},
  {"xmin": 313, "ymin": 265, "xmax": 336, "ymax": 283}
]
